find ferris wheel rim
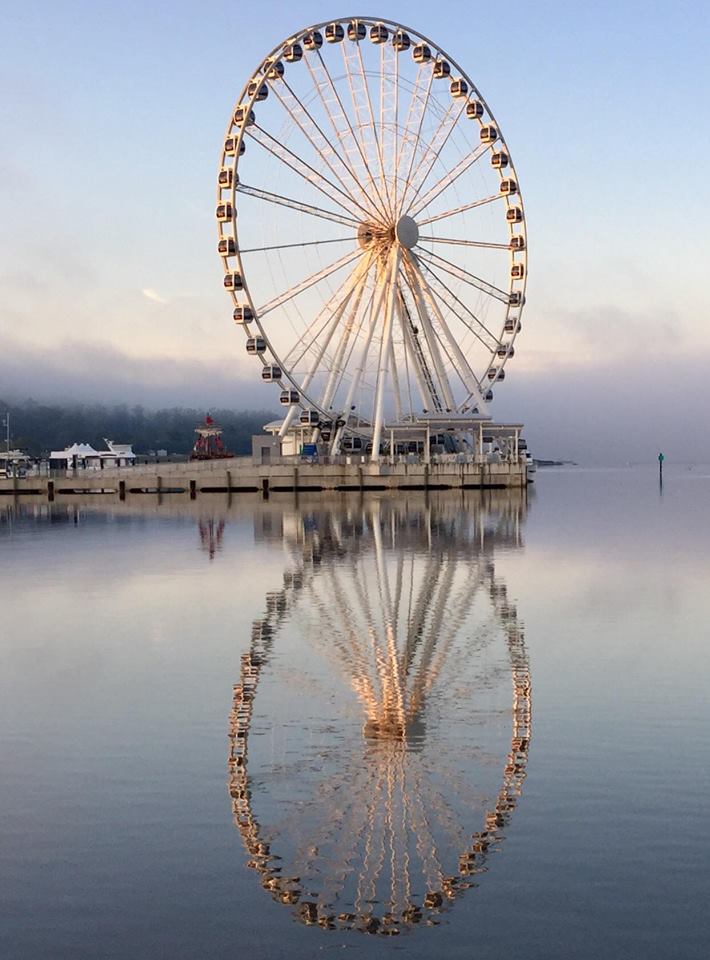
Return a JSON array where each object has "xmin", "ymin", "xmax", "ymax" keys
[{"xmin": 217, "ymin": 16, "xmax": 528, "ymax": 441}]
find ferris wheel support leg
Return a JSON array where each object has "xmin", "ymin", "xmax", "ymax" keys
[
  {"xmin": 410, "ymin": 253, "xmax": 488, "ymax": 413},
  {"xmin": 278, "ymin": 257, "xmax": 372, "ymax": 440},
  {"xmin": 402, "ymin": 253, "xmax": 455, "ymax": 412},
  {"xmin": 330, "ymin": 263, "xmax": 391, "ymax": 455},
  {"xmin": 319, "ymin": 252, "xmax": 375, "ymax": 412},
  {"xmin": 395, "ymin": 284, "xmax": 433, "ymax": 413},
  {"xmin": 371, "ymin": 248, "xmax": 400, "ymax": 462}
]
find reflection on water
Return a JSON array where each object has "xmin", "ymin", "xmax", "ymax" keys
[
  {"xmin": 3, "ymin": 471, "xmax": 710, "ymax": 959},
  {"xmin": 229, "ymin": 493, "xmax": 531, "ymax": 935},
  {"xmin": 199, "ymin": 518, "xmax": 226, "ymax": 560}
]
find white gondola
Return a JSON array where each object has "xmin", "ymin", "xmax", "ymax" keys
[
  {"xmin": 370, "ymin": 23, "xmax": 388, "ymax": 43},
  {"xmin": 218, "ymin": 167, "xmax": 233, "ymax": 188},
  {"xmin": 487, "ymin": 367, "xmax": 498, "ymax": 381},
  {"xmin": 450, "ymin": 77, "xmax": 468, "ymax": 97},
  {"xmin": 392, "ymin": 29, "xmax": 410, "ymax": 50},
  {"xmin": 504, "ymin": 318, "xmax": 522, "ymax": 334},
  {"xmin": 484, "ymin": 389, "xmax": 494, "ymax": 403},
  {"xmin": 302, "ymin": 30, "xmax": 323, "ymax": 50},
  {"xmin": 412, "ymin": 42, "xmax": 431, "ymax": 62},
  {"xmin": 233, "ymin": 106, "xmax": 255, "ymax": 126},
  {"xmin": 506, "ymin": 206, "xmax": 524, "ymax": 223},
  {"xmin": 511, "ymin": 263, "xmax": 525, "ymax": 280},
  {"xmin": 480, "ymin": 124, "xmax": 498, "ymax": 143},
  {"xmin": 509, "ymin": 235, "xmax": 526, "ymax": 251},
  {"xmin": 283, "ymin": 42, "xmax": 303, "ymax": 62},
  {"xmin": 325, "ymin": 22, "xmax": 345, "ymax": 42},
  {"xmin": 247, "ymin": 80, "xmax": 268, "ymax": 101},
  {"xmin": 280, "ymin": 390, "xmax": 299, "ymax": 404},
  {"xmin": 224, "ymin": 136, "xmax": 246, "ymax": 156},
  {"xmin": 233, "ymin": 305, "xmax": 253, "ymax": 324},
  {"xmin": 342, "ymin": 436, "xmax": 363, "ymax": 452},
  {"xmin": 508, "ymin": 291, "xmax": 525, "ymax": 307},
  {"xmin": 433, "ymin": 59, "xmax": 451, "ymax": 79},
  {"xmin": 466, "ymin": 100, "xmax": 484, "ymax": 119},
  {"xmin": 261, "ymin": 365, "xmax": 282, "ymax": 381},
  {"xmin": 518, "ymin": 439, "xmax": 528, "ymax": 450},
  {"xmin": 347, "ymin": 21, "xmax": 366, "ymax": 41},
  {"xmin": 216, "ymin": 201, "xmax": 233, "ymax": 221},
  {"xmin": 218, "ymin": 236, "xmax": 236, "ymax": 256},
  {"xmin": 300, "ymin": 410, "xmax": 320, "ymax": 426},
  {"xmin": 246, "ymin": 337, "xmax": 266, "ymax": 354},
  {"xmin": 264, "ymin": 59, "xmax": 284, "ymax": 80},
  {"xmin": 320, "ymin": 429, "xmax": 331, "ymax": 442},
  {"xmin": 497, "ymin": 345, "xmax": 515, "ymax": 359},
  {"xmin": 224, "ymin": 271, "xmax": 243, "ymax": 290},
  {"xmin": 500, "ymin": 178, "xmax": 518, "ymax": 195},
  {"xmin": 491, "ymin": 151, "xmax": 509, "ymax": 168}
]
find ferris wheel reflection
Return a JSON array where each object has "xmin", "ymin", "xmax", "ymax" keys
[{"xmin": 229, "ymin": 492, "xmax": 531, "ymax": 935}]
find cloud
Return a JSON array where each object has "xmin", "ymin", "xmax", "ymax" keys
[
  {"xmin": 141, "ymin": 288, "xmax": 168, "ymax": 305},
  {"xmin": 0, "ymin": 334, "xmax": 265, "ymax": 409},
  {"xmin": 1, "ymin": 332, "xmax": 708, "ymax": 465}
]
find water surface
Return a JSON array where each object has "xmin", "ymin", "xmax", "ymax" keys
[{"xmin": 1, "ymin": 466, "xmax": 708, "ymax": 958}]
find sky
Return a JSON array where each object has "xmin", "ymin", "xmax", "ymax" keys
[{"xmin": 1, "ymin": 0, "xmax": 708, "ymax": 462}]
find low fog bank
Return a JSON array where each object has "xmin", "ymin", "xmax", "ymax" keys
[{"xmin": 1, "ymin": 336, "xmax": 706, "ymax": 465}]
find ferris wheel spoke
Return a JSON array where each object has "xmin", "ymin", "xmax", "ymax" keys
[
  {"xmin": 282, "ymin": 266, "xmax": 363, "ymax": 372},
  {"xmin": 397, "ymin": 284, "xmax": 434, "ymax": 410},
  {"xmin": 237, "ymin": 182, "xmax": 360, "ymax": 228},
  {"xmin": 415, "ymin": 248, "xmax": 511, "ymax": 304},
  {"xmin": 342, "ymin": 40, "xmax": 393, "ymax": 218},
  {"xmin": 409, "ymin": 142, "xmax": 489, "ymax": 218},
  {"xmin": 271, "ymin": 78, "xmax": 374, "ymax": 214},
  {"xmin": 379, "ymin": 40, "xmax": 400, "ymax": 218},
  {"xmin": 415, "ymin": 257, "xmax": 500, "ymax": 350},
  {"xmin": 319, "ymin": 267, "xmax": 373, "ymax": 411},
  {"xmin": 239, "ymin": 235, "xmax": 355, "ymax": 254},
  {"xmin": 322, "ymin": 287, "xmax": 375, "ymax": 421},
  {"xmin": 417, "ymin": 192, "xmax": 504, "ymax": 226},
  {"xmin": 401, "ymin": 254, "xmax": 455, "ymax": 411},
  {"xmin": 247, "ymin": 125, "xmax": 371, "ymax": 221},
  {"xmin": 256, "ymin": 248, "xmax": 362, "ymax": 319},
  {"xmin": 304, "ymin": 50, "xmax": 390, "ymax": 222},
  {"xmin": 371, "ymin": 248, "xmax": 401, "ymax": 458},
  {"xmin": 397, "ymin": 65, "xmax": 436, "ymax": 213},
  {"xmin": 332, "ymin": 267, "xmax": 390, "ymax": 449},
  {"xmin": 408, "ymin": 252, "xmax": 487, "ymax": 409},
  {"xmin": 279, "ymin": 256, "xmax": 375, "ymax": 440},
  {"xmin": 282, "ymin": 253, "xmax": 374, "ymax": 384},
  {"xmin": 399, "ymin": 99, "xmax": 467, "ymax": 214},
  {"xmin": 395, "ymin": 283, "xmax": 439, "ymax": 413},
  {"xmin": 422, "ymin": 235, "xmax": 512, "ymax": 251}
]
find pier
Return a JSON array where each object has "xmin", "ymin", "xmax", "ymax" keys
[{"xmin": 0, "ymin": 455, "xmax": 527, "ymax": 501}]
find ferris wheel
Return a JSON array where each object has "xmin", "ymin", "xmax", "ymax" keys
[{"xmin": 216, "ymin": 17, "xmax": 527, "ymax": 454}]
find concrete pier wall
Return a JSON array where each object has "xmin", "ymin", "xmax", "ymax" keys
[{"xmin": 0, "ymin": 456, "xmax": 527, "ymax": 499}]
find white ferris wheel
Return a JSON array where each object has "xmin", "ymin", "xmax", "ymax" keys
[{"xmin": 216, "ymin": 17, "xmax": 527, "ymax": 456}]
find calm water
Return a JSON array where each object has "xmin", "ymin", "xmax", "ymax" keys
[{"xmin": 1, "ymin": 466, "xmax": 709, "ymax": 959}]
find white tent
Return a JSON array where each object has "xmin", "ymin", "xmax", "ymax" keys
[{"xmin": 49, "ymin": 443, "xmax": 102, "ymax": 462}]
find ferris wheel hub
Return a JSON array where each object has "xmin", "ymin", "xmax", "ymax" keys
[{"xmin": 395, "ymin": 215, "xmax": 419, "ymax": 250}]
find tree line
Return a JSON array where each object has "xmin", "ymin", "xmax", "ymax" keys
[{"xmin": 1, "ymin": 399, "xmax": 278, "ymax": 457}]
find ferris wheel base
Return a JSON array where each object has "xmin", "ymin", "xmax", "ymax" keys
[{"xmin": 256, "ymin": 414, "xmax": 532, "ymax": 484}]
